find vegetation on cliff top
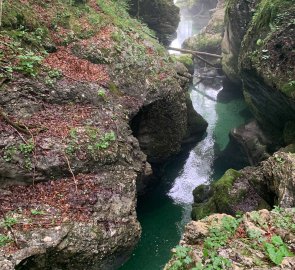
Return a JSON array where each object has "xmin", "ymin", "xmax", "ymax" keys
[
  {"xmin": 167, "ymin": 208, "xmax": 295, "ymax": 269},
  {"xmin": 240, "ymin": 0, "xmax": 295, "ymax": 97},
  {"xmin": 0, "ymin": 0, "xmax": 178, "ymax": 84}
]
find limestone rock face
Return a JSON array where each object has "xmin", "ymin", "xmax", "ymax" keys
[
  {"xmin": 222, "ymin": 0, "xmax": 295, "ymax": 139},
  {"xmin": 250, "ymin": 152, "xmax": 295, "ymax": 208},
  {"xmin": 229, "ymin": 120, "xmax": 275, "ymax": 166},
  {"xmin": 166, "ymin": 209, "xmax": 295, "ymax": 270},
  {"xmin": 221, "ymin": 0, "xmax": 258, "ymax": 84},
  {"xmin": 192, "ymin": 151, "xmax": 295, "ymax": 221},
  {"xmin": 128, "ymin": 0, "xmax": 180, "ymax": 45}
]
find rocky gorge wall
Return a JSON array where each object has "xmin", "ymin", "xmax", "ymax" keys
[
  {"xmin": 165, "ymin": 0, "xmax": 295, "ymax": 268},
  {"xmin": 0, "ymin": 0, "xmax": 208, "ymax": 269},
  {"xmin": 222, "ymin": 0, "xmax": 295, "ymax": 145}
]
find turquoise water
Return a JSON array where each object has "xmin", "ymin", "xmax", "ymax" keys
[
  {"xmin": 120, "ymin": 80, "xmax": 252, "ymax": 270},
  {"xmin": 120, "ymin": 2, "xmax": 252, "ymax": 269}
]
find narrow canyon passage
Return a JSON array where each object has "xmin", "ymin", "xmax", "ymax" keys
[{"xmin": 120, "ymin": 5, "xmax": 252, "ymax": 269}]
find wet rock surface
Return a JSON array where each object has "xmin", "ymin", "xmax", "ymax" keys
[
  {"xmin": 183, "ymin": 0, "xmax": 225, "ymax": 67},
  {"xmin": 192, "ymin": 151, "xmax": 295, "ymax": 221},
  {"xmin": 221, "ymin": 0, "xmax": 258, "ymax": 84}
]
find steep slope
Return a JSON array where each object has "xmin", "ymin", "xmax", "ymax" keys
[{"xmin": 0, "ymin": 1, "xmax": 207, "ymax": 269}]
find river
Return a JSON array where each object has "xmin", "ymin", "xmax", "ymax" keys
[{"xmin": 120, "ymin": 3, "xmax": 252, "ymax": 270}]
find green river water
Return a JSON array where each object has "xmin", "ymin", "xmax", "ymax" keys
[{"xmin": 120, "ymin": 5, "xmax": 252, "ymax": 270}]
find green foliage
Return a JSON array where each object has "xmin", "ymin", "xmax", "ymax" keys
[
  {"xmin": 30, "ymin": 209, "xmax": 45, "ymax": 215},
  {"xmin": 0, "ymin": 234, "xmax": 12, "ymax": 247},
  {"xmin": 10, "ymin": 26, "xmax": 47, "ymax": 47},
  {"xmin": 45, "ymin": 69, "xmax": 62, "ymax": 86},
  {"xmin": 19, "ymin": 140, "xmax": 35, "ymax": 155},
  {"xmin": 169, "ymin": 246, "xmax": 193, "ymax": 270},
  {"xmin": 203, "ymin": 216, "xmax": 239, "ymax": 259},
  {"xmin": 96, "ymin": 0, "xmax": 134, "ymax": 31},
  {"xmin": 272, "ymin": 207, "xmax": 295, "ymax": 232},
  {"xmin": 97, "ymin": 88, "xmax": 106, "ymax": 100},
  {"xmin": 15, "ymin": 51, "xmax": 43, "ymax": 76},
  {"xmin": 2, "ymin": 140, "xmax": 34, "ymax": 170},
  {"xmin": 263, "ymin": 235, "xmax": 293, "ymax": 265},
  {"xmin": 202, "ymin": 253, "xmax": 231, "ymax": 270},
  {"xmin": 249, "ymin": 211, "xmax": 267, "ymax": 228},
  {"xmin": 65, "ymin": 128, "xmax": 79, "ymax": 155},
  {"xmin": 18, "ymin": 139, "xmax": 35, "ymax": 170},
  {"xmin": 247, "ymin": 229, "xmax": 264, "ymax": 243},
  {"xmin": 3, "ymin": 146, "xmax": 17, "ymax": 162},
  {"xmin": 66, "ymin": 127, "xmax": 116, "ymax": 157},
  {"xmin": 89, "ymin": 131, "xmax": 116, "ymax": 151},
  {"xmin": 256, "ymin": 39, "xmax": 263, "ymax": 46},
  {"xmin": 169, "ymin": 216, "xmax": 238, "ymax": 270},
  {"xmin": 3, "ymin": 216, "xmax": 17, "ymax": 228}
]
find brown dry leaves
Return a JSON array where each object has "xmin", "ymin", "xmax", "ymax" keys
[
  {"xmin": 24, "ymin": 104, "xmax": 95, "ymax": 139},
  {"xmin": 78, "ymin": 26, "xmax": 114, "ymax": 49},
  {"xmin": 0, "ymin": 174, "xmax": 104, "ymax": 230},
  {"xmin": 44, "ymin": 46, "xmax": 109, "ymax": 84}
]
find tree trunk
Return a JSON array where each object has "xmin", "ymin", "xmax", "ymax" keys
[{"xmin": 168, "ymin": 47, "xmax": 222, "ymax": 58}]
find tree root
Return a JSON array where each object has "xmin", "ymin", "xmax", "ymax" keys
[{"xmin": 0, "ymin": 108, "xmax": 47, "ymax": 135}]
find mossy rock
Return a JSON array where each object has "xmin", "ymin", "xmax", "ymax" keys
[
  {"xmin": 193, "ymin": 184, "xmax": 212, "ymax": 203},
  {"xmin": 191, "ymin": 198, "xmax": 216, "ymax": 220},
  {"xmin": 211, "ymin": 169, "xmax": 241, "ymax": 212},
  {"xmin": 191, "ymin": 169, "xmax": 241, "ymax": 220},
  {"xmin": 183, "ymin": 33, "xmax": 222, "ymax": 54},
  {"xmin": 171, "ymin": 54, "xmax": 194, "ymax": 74}
]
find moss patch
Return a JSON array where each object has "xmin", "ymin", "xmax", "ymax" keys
[
  {"xmin": 184, "ymin": 32, "xmax": 222, "ymax": 54},
  {"xmin": 191, "ymin": 169, "xmax": 241, "ymax": 220},
  {"xmin": 240, "ymin": 0, "xmax": 295, "ymax": 96},
  {"xmin": 191, "ymin": 198, "xmax": 216, "ymax": 220},
  {"xmin": 212, "ymin": 169, "xmax": 241, "ymax": 212},
  {"xmin": 171, "ymin": 54, "xmax": 193, "ymax": 67}
]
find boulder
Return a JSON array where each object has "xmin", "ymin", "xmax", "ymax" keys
[
  {"xmin": 192, "ymin": 150, "xmax": 295, "ymax": 220},
  {"xmin": 128, "ymin": 0, "xmax": 180, "ymax": 45},
  {"xmin": 228, "ymin": 120, "xmax": 275, "ymax": 166}
]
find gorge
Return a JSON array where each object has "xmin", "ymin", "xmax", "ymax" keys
[{"xmin": 0, "ymin": 0, "xmax": 294, "ymax": 269}]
